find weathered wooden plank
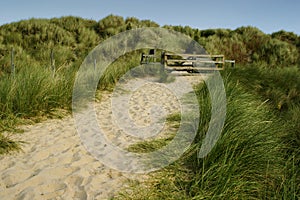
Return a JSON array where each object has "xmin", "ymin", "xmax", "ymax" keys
[
  {"xmin": 165, "ymin": 53, "xmax": 224, "ymax": 58},
  {"xmin": 166, "ymin": 60, "xmax": 224, "ymax": 64},
  {"xmin": 165, "ymin": 66, "xmax": 223, "ymax": 71}
]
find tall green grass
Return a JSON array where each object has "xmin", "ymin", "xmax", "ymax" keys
[
  {"xmin": 186, "ymin": 79, "xmax": 285, "ymax": 199},
  {"xmin": 97, "ymin": 50, "xmax": 169, "ymax": 91},
  {"xmin": 0, "ymin": 65, "xmax": 75, "ymax": 119},
  {"xmin": 117, "ymin": 68, "xmax": 299, "ymax": 199},
  {"xmin": 0, "ymin": 64, "xmax": 76, "ymax": 153},
  {"xmin": 98, "ymin": 51, "xmax": 141, "ymax": 90},
  {"xmin": 0, "ymin": 50, "xmax": 145, "ymax": 154},
  {"xmin": 228, "ymin": 65, "xmax": 300, "ymax": 112},
  {"xmin": 227, "ymin": 65, "xmax": 300, "ymax": 199}
]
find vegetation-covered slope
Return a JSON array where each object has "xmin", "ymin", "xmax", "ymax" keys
[{"xmin": 0, "ymin": 14, "xmax": 299, "ymax": 74}]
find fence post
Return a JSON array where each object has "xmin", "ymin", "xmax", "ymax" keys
[
  {"xmin": 50, "ymin": 49, "xmax": 55, "ymax": 77},
  {"xmin": 93, "ymin": 59, "xmax": 97, "ymax": 82},
  {"xmin": 11, "ymin": 47, "xmax": 15, "ymax": 78}
]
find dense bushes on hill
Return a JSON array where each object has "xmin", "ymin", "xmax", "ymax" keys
[{"xmin": 0, "ymin": 15, "xmax": 299, "ymax": 76}]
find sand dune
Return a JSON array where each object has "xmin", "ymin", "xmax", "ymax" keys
[{"xmin": 0, "ymin": 74, "xmax": 203, "ymax": 199}]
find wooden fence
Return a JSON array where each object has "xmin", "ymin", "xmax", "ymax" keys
[
  {"xmin": 161, "ymin": 52, "xmax": 235, "ymax": 73},
  {"xmin": 140, "ymin": 50, "xmax": 235, "ymax": 73}
]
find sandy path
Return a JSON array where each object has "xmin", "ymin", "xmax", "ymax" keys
[{"xmin": 0, "ymin": 74, "xmax": 203, "ymax": 200}]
